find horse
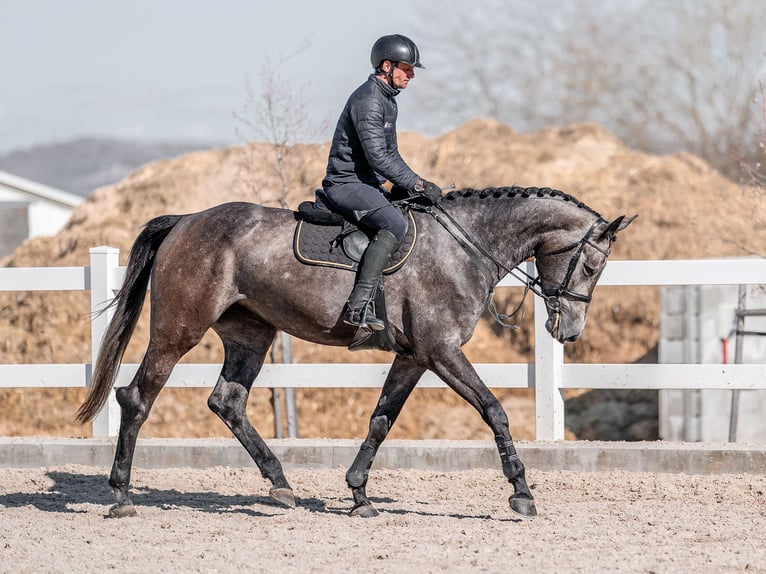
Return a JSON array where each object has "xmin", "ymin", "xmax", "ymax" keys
[{"xmin": 76, "ymin": 185, "xmax": 635, "ymax": 519}]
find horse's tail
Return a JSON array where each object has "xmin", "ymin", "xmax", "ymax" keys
[{"xmin": 76, "ymin": 214, "xmax": 184, "ymax": 423}]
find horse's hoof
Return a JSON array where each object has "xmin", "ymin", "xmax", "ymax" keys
[
  {"xmin": 108, "ymin": 502, "xmax": 138, "ymax": 518},
  {"xmin": 269, "ymin": 487, "xmax": 296, "ymax": 509},
  {"xmin": 349, "ymin": 503, "xmax": 379, "ymax": 518},
  {"xmin": 509, "ymin": 496, "xmax": 537, "ymax": 518}
]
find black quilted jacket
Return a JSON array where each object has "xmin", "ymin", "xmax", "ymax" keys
[{"xmin": 322, "ymin": 75, "xmax": 420, "ymax": 191}]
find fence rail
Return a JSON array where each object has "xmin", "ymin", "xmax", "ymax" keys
[{"xmin": 1, "ymin": 246, "xmax": 765, "ymax": 439}]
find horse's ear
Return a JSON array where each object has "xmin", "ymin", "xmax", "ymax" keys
[{"xmin": 599, "ymin": 214, "xmax": 637, "ymax": 241}]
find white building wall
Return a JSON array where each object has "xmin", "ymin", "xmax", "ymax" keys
[
  {"xmin": 26, "ymin": 200, "xmax": 74, "ymax": 237},
  {"xmin": 659, "ymin": 284, "xmax": 766, "ymax": 442},
  {"xmin": 0, "ymin": 171, "xmax": 81, "ymax": 260}
]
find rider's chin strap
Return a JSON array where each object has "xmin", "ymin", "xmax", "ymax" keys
[
  {"xmin": 386, "ymin": 62, "xmax": 396, "ymax": 86},
  {"xmin": 377, "ymin": 61, "xmax": 399, "ymax": 90}
]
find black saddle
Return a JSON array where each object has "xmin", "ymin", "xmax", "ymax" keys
[{"xmin": 293, "ymin": 193, "xmax": 417, "ymax": 274}]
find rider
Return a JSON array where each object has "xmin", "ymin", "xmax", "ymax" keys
[{"xmin": 320, "ymin": 34, "xmax": 442, "ymax": 332}]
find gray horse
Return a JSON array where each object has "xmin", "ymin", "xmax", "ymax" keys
[{"xmin": 77, "ymin": 185, "xmax": 635, "ymax": 518}]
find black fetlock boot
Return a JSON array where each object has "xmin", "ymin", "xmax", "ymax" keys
[{"xmin": 344, "ymin": 229, "xmax": 400, "ymax": 332}]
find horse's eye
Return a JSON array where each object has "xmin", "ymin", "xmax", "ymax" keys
[{"xmin": 583, "ymin": 263, "xmax": 598, "ymax": 277}]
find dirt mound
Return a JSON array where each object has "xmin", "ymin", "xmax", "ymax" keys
[{"xmin": 1, "ymin": 120, "xmax": 763, "ymax": 440}]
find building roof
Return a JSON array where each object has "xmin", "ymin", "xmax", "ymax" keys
[{"xmin": 0, "ymin": 170, "xmax": 83, "ymax": 208}]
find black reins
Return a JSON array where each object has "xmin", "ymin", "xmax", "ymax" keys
[
  {"xmin": 353, "ymin": 191, "xmax": 608, "ymax": 329},
  {"xmin": 422, "ymin": 201, "xmax": 608, "ymax": 329}
]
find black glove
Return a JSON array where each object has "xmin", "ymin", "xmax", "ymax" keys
[{"xmin": 414, "ymin": 179, "xmax": 442, "ymax": 204}]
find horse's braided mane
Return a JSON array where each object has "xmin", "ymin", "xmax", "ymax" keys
[{"xmin": 444, "ymin": 185, "xmax": 602, "ymax": 218}]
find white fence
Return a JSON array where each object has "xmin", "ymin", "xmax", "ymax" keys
[{"xmin": 1, "ymin": 246, "xmax": 765, "ymax": 440}]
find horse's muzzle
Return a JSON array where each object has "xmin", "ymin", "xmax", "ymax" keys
[
  {"xmin": 545, "ymin": 311, "xmax": 581, "ymax": 343},
  {"xmin": 545, "ymin": 312, "xmax": 561, "ymax": 341}
]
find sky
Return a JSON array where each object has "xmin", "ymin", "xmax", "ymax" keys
[{"xmin": 0, "ymin": 0, "xmax": 427, "ymax": 154}]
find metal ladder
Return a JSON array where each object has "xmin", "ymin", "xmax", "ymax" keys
[{"xmin": 728, "ymin": 285, "xmax": 766, "ymax": 442}]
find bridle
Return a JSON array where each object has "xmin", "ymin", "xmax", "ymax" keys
[
  {"xmin": 532, "ymin": 216, "xmax": 610, "ymax": 306},
  {"xmin": 421, "ymin": 202, "xmax": 610, "ymax": 329}
]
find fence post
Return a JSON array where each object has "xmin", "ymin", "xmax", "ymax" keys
[
  {"xmin": 89, "ymin": 246, "xmax": 121, "ymax": 437},
  {"xmin": 534, "ymin": 287, "xmax": 565, "ymax": 440},
  {"xmin": 282, "ymin": 332, "xmax": 299, "ymax": 438}
]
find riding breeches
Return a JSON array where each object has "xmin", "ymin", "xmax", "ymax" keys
[{"xmin": 322, "ymin": 182, "xmax": 408, "ymax": 242}]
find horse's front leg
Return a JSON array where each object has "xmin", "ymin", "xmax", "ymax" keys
[
  {"xmin": 429, "ymin": 348, "xmax": 537, "ymax": 517},
  {"xmin": 346, "ymin": 354, "xmax": 425, "ymax": 517}
]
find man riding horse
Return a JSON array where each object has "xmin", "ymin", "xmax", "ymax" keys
[
  {"xmin": 74, "ymin": 32, "xmax": 636, "ymax": 520},
  {"xmin": 319, "ymin": 34, "xmax": 442, "ymax": 332}
]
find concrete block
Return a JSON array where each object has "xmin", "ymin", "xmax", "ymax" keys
[{"xmin": 1, "ymin": 438, "xmax": 765, "ymax": 475}]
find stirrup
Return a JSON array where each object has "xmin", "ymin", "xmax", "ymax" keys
[{"xmin": 344, "ymin": 306, "xmax": 385, "ymax": 332}]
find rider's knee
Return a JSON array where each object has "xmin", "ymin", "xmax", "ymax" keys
[{"xmin": 383, "ymin": 216, "xmax": 408, "ymax": 242}]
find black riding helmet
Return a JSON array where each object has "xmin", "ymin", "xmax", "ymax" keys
[{"xmin": 370, "ymin": 34, "xmax": 425, "ymax": 72}]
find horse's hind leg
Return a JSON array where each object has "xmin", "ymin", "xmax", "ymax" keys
[
  {"xmin": 346, "ymin": 354, "xmax": 426, "ymax": 517},
  {"xmin": 208, "ymin": 308, "xmax": 294, "ymax": 508},
  {"xmin": 109, "ymin": 343, "xmax": 190, "ymax": 517}
]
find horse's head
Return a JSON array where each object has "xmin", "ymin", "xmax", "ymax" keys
[{"xmin": 534, "ymin": 214, "xmax": 636, "ymax": 343}]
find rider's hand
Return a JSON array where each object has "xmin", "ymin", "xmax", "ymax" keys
[{"xmin": 414, "ymin": 179, "xmax": 442, "ymax": 204}]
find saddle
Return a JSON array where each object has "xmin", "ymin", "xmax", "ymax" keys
[
  {"xmin": 293, "ymin": 195, "xmax": 417, "ymax": 273},
  {"xmin": 292, "ymin": 190, "xmax": 418, "ymax": 355}
]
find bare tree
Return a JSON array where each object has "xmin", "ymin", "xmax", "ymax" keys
[
  {"xmin": 738, "ymin": 81, "xmax": 766, "ymax": 190},
  {"xmin": 233, "ymin": 41, "xmax": 330, "ymax": 437},
  {"xmin": 414, "ymin": 0, "xmax": 766, "ymax": 178},
  {"xmin": 234, "ymin": 40, "xmax": 329, "ymax": 207}
]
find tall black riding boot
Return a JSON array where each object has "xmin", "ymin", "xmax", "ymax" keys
[{"xmin": 344, "ymin": 229, "xmax": 401, "ymax": 331}]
